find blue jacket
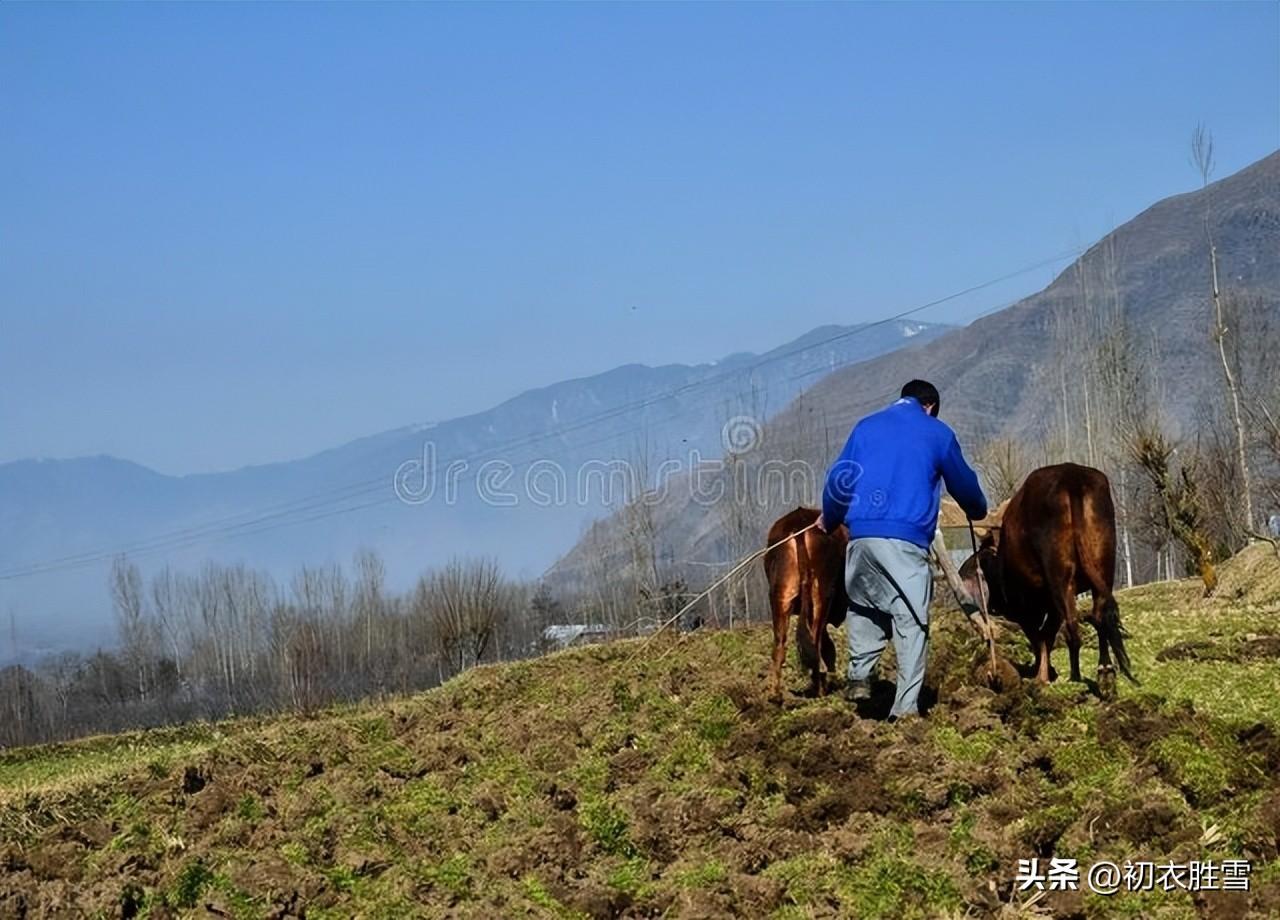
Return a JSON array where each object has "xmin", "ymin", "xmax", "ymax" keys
[{"xmin": 821, "ymin": 397, "xmax": 988, "ymax": 548}]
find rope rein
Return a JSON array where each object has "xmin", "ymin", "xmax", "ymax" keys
[
  {"xmin": 968, "ymin": 520, "xmax": 1000, "ymax": 678},
  {"xmin": 627, "ymin": 521, "xmax": 818, "ymax": 659},
  {"xmin": 630, "ymin": 518, "xmax": 1000, "ymax": 673}
]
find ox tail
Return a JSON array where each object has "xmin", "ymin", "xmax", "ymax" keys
[
  {"xmin": 793, "ymin": 530, "xmax": 820, "ymax": 673},
  {"xmin": 1101, "ymin": 596, "xmax": 1138, "ymax": 684}
]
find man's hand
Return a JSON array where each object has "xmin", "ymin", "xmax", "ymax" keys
[{"xmin": 814, "ymin": 513, "xmax": 828, "ymax": 533}]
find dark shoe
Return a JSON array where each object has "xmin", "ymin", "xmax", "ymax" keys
[{"xmin": 844, "ymin": 679, "xmax": 871, "ymax": 702}]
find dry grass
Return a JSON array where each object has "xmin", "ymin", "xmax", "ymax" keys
[{"xmin": 1, "ymin": 551, "xmax": 1278, "ymax": 918}]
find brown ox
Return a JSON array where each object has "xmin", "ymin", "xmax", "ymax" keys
[
  {"xmin": 962, "ymin": 463, "xmax": 1136, "ymax": 696},
  {"xmin": 763, "ymin": 507, "xmax": 849, "ymax": 702}
]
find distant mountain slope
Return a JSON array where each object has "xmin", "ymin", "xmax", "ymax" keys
[
  {"xmin": 0, "ymin": 319, "xmax": 946, "ymax": 659},
  {"xmin": 804, "ymin": 151, "xmax": 1279, "ymax": 443},
  {"xmin": 548, "ymin": 150, "xmax": 1280, "ymax": 587}
]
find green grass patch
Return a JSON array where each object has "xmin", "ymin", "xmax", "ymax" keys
[
  {"xmin": 521, "ymin": 874, "xmax": 584, "ymax": 917},
  {"xmin": 676, "ymin": 858, "xmax": 728, "ymax": 888},
  {"xmin": 168, "ymin": 858, "xmax": 216, "ymax": 909},
  {"xmin": 236, "ymin": 793, "xmax": 265, "ymax": 822},
  {"xmin": 692, "ymin": 693, "xmax": 739, "ymax": 744},
  {"xmin": 841, "ymin": 853, "xmax": 962, "ymax": 920},
  {"xmin": 1149, "ymin": 731, "xmax": 1234, "ymax": 805},
  {"xmin": 419, "ymin": 853, "xmax": 473, "ymax": 900},
  {"xmin": 930, "ymin": 724, "xmax": 1001, "ymax": 763},
  {"xmin": 579, "ymin": 795, "xmax": 637, "ymax": 858},
  {"xmin": 0, "ymin": 724, "xmax": 217, "ymax": 799},
  {"xmin": 607, "ymin": 855, "xmax": 655, "ymax": 898}
]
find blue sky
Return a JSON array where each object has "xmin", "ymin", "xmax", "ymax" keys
[{"xmin": 2, "ymin": 2, "xmax": 1277, "ymax": 474}]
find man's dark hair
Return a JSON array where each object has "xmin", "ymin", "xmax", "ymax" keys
[{"xmin": 901, "ymin": 379, "xmax": 940, "ymax": 417}]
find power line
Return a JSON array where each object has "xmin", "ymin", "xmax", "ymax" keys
[
  {"xmin": 0, "ymin": 245, "xmax": 1081, "ymax": 582},
  {"xmin": 0, "ymin": 478, "xmax": 391, "ymax": 574},
  {"xmin": 0, "ymin": 247, "xmax": 1079, "ymax": 580}
]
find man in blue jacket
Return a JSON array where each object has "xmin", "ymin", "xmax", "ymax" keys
[{"xmin": 817, "ymin": 380, "xmax": 988, "ymax": 720}]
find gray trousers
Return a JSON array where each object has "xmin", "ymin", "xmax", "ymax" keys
[{"xmin": 845, "ymin": 537, "xmax": 934, "ymax": 718}]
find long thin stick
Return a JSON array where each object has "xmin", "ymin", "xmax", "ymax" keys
[
  {"xmin": 968, "ymin": 520, "xmax": 999, "ymax": 679},
  {"xmin": 627, "ymin": 521, "xmax": 818, "ymax": 660},
  {"xmin": 929, "ymin": 528, "xmax": 995, "ymax": 642}
]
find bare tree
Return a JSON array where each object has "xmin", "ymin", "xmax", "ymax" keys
[
  {"xmin": 110, "ymin": 556, "xmax": 154, "ymax": 698},
  {"xmin": 715, "ymin": 385, "xmax": 774, "ymax": 625},
  {"xmin": 1192, "ymin": 124, "xmax": 1254, "ymax": 534},
  {"xmin": 270, "ymin": 600, "xmax": 328, "ymax": 713},
  {"xmin": 1129, "ymin": 423, "xmax": 1217, "ymax": 594},
  {"xmin": 975, "ymin": 437, "xmax": 1032, "ymax": 505},
  {"xmin": 150, "ymin": 566, "xmax": 187, "ymax": 682},
  {"xmin": 1226, "ymin": 292, "xmax": 1280, "ymax": 535},
  {"xmin": 41, "ymin": 651, "xmax": 82, "ymax": 729},
  {"xmin": 353, "ymin": 549, "xmax": 388, "ymax": 682},
  {"xmin": 620, "ymin": 440, "xmax": 662, "ymax": 612},
  {"xmin": 528, "ymin": 581, "xmax": 564, "ymax": 652},
  {"xmin": 0, "ymin": 665, "xmax": 48, "ymax": 747},
  {"xmin": 422, "ymin": 558, "xmax": 509, "ymax": 675}
]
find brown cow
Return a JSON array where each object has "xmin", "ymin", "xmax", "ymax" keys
[
  {"xmin": 763, "ymin": 507, "xmax": 849, "ymax": 702},
  {"xmin": 962, "ymin": 463, "xmax": 1136, "ymax": 697}
]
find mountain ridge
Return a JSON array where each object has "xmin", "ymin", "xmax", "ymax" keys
[
  {"xmin": 547, "ymin": 149, "xmax": 1280, "ymax": 589},
  {"xmin": 0, "ymin": 317, "xmax": 948, "ymax": 659}
]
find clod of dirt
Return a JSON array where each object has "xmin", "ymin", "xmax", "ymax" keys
[
  {"xmin": 1108, "ymin": 800, "xmax": 1184, "ymax": 848},
  {"xmin": 1239, "ymin": 723, "xmax": 1280, "ymax": 773},
  {"xmin": 120, "ymin": 883, "xmax": 146, "ymax": 919},
  {"xmin": 473, "ymin": 791, "xmax": 504, "ymax": 822},
  {"xmin": 970, "ymin": 652, "xmax": 1021, "ymax": 693},
  {"xmin": 1193, "ymin": 887, "xmax": 1252, "ymax": 920},
  {"xmin": 1157, "ymin": 634, "xmax": 1280, "ymax": 663},
  {"xmin": 608, "ymin": 747, "xmax": 650, "ymax": 788},
  {"xmin": 24, "ymin": 842, "xmax": 86, "ymax": 883},
  {"xmin": 544, "ymin": 782, "xmax": 577, "ymax": 812},
  {"xmin": 1252, "ymin": 791, "xmax": 1280, "ymax": 857},
  {"xmin": 568, "ymin": 880, "xmax": 628, "ymax": 918},
  {"xmin": 1242, "ymin": 635, "xmax": 1280, "ymax": 660},
  {"xmin": 722, "ymin": 679, "xmax": 764, "ymax": 717},
  {"xmin": 181, "ymin": 765, "xmax": 207, "ymax": 795},
  {"xmin": 1156, "ymin": 639, "xmax": 1218, "ymax": 662},
  {"xmin": 188, "ymin": 783, "xmax": 235, "ymax": 831}
]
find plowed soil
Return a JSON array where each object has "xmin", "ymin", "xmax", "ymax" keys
[{"xmin": 3, "ymin": 548, "xmax": 1280, "ymax": 918}]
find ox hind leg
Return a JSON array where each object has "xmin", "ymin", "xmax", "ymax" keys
[
  {"xmin": 1085, "ymin": 588, "xmax": 1137, "ymax": 697},
  {"xmin": 1019, "ymin": 620, "xmax": 1042, "ymax": 680},
  {"xmin": 808, "ymin": 574, "xmax": 843, "ymax": 698},
  {"xmin": 768, "ymin": 582, "xmax": 798, "ymax": 704},
  {"xmin": 820, "ymin": 625, "xmax": 838, "ymax": 684},
  {"xmin": 1041, "ymin": 612, "xmax": 1063, "ymax": 683},
  {"xmin": 1026, "ymin": 608, "xmax": 1063, "ymax": 684},
  {"xmin": 1078, "ymin": 556, "xmax": 1131, "ymax": 696},
  {"xmin": 1064, "ymin": 612, "xmax": 1083, "ymax": 683},
  {"xmin": 1043, "ymin": 557, "xmax": 1083, "ymax": 683},
  {"xmin": 804, "ymin": 572, "xmax": 830, "ymax": 697},
  {"xmin": 1019, "ymin": 616, "xmax": 1055, "ymax": 684},
  {"xmin": 1090, "ymin": 591, "xmax": 1117, "ymax": 699},
  {"xmin": 1077, "ymin": 485, "xmax": 1129, "ymax": 694},
  {"xmin": 1054, "ymin": 590, "xmax": 1083, "ymax": 683}
]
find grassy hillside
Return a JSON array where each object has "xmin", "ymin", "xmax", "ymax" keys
[{"xmin": 3, "ymin": 548, "xmax": 1280, "ymax": 919}]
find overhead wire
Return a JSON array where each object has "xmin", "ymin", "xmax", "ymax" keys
[{"xmin": 0, "ymin": 245, "xmax": 1082, "ymax": 582}]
